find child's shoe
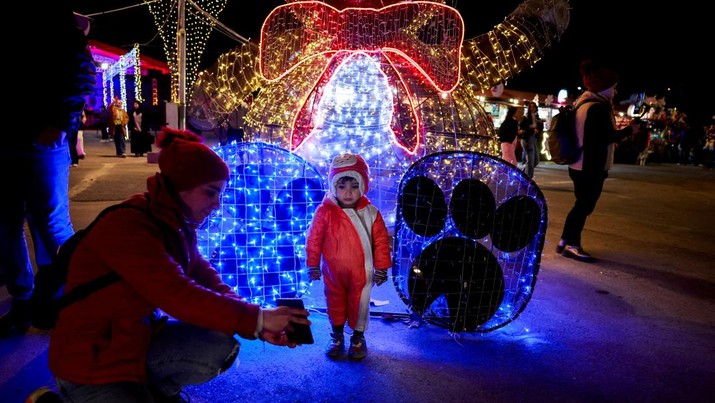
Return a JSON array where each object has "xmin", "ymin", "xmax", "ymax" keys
[
  {"xmin": 325, "ymin": 332, "xmax": 344, "ymax": 358},
  {"xmin": 348, "ymin": 334, "xmax": 367, "ymax": 360}
]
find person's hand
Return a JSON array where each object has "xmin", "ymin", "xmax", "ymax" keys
[
  {"xmin": 308, "ymin": 267, "xmax": 321, "ymax": 281},
  {"xmin": 260, "ymin": 306, "xmax": 311, "ymax": 348},
  {"xmin": 36, "ymin": 126, "xmax": 65, "ymax": 148},
  {"xmin": 373, "ymin": 269, "xmax": 388, "ymax": 286}
]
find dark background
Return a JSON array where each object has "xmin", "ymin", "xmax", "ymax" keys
[{"xmin": 72, "ymin": 0, "xmax": 714, "ymax": 126}]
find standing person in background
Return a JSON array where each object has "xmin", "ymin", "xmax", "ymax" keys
[
  {"xmin": 519, "ymin": 101, "xmax": 543, "ymax": 178},
  {"xmin": 498, "ymin": 105, "xmax": 524, "ymax": 166},
  {"xmin": 0, "ymin": 3, "xmax": 95, "ymax": 337},
  {"xmin": 27, "ymin": 127, "xmax": 311, "ymax": 402},
  {"xmin": 76, "ymin": 109, "xmax": 87, "ymax": 162},
  {"xmin": 556, "ymin": 59, "xmax": 640, "ymax": 261},
  {"xmin": 129, "ymin": 100, "xmax": 152, "ymax": 157},
  {"xmin": 100, "ymin": 105, "xmax": 111, "ymax": 142},
  {"xmin": 67, "ymin": 109, "xmax": 88, "ymax": 167},
  {"xmin": 702, "ymin": 121, "xmax": 715, "ymax": 169},
  {"xmin": 306, "ymin": 154, "xmax": 392, "ymax": 360},
  {"xmin": 110, "ymin": 96, "xmax": 129, "ymax": 158},
  {"xmin": 216, "ymin": 119, "xmax": 229, "ymax": 146},
  {"xmin": 67, "ymin": 118, "xmax": 81, "ymax": 168}
]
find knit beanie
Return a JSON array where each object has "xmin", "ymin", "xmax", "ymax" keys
[
  {"xmin": 328, "ymin": 153, "xmax": 369, "ymax": 197},
  {"xmin": 157, "ymin": 126, "xmax": 230, "ymax": 191},
  {"xmin": 580, "ymin": 59, "xmax": 619, "ymax": 93}
]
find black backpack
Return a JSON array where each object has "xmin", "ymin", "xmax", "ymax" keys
[
  {"xmin": 547, "ymin": 99, "xmax": 599, "ymax": 165},
  {"xmin": 29, "ymin": 204, "xmax": 158, "ymax": 330}
]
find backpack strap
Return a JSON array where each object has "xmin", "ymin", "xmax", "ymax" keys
[
  {"xmin": 573, "ymin": 98, "xmax": 600, "ymax": 111},
  {"xmin": 57, "ymin": 271, "xmax": 121, "ymax": 309},
  {"xmin": 57, "ymin": 204, "xmax": 161, "ymax": 310}
]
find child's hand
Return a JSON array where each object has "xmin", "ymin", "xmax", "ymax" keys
[
  {"xmin": 373, "ymin": 269, "xmax": 388, "ymax": 286},
  {"xmin": 308, "ymin": 267, "xmax": 321, "ymax": 281}
]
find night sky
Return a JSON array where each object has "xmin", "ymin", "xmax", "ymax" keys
[{"xmin": 73, "ymin": 0, "xmax": 713, "ymax": 125}]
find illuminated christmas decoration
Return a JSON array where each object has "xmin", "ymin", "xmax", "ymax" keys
[
  {"xmin": 189, "ymin": 0, "xmax": 568, "ymax": 330},
  {"xmin": 393, "ymin": 151, "xmax": 546, "ymax": 333},
  {"xmin": 196, "ymin": 142, "xmax": 324, "ymax": 306},
  {"xmin": 102, "ymin": 45, "xmax": 143, "ymax": 107},
  {"xmin": 147, "ymin": 0, "xmax": 228, "ymax": 103},
  {"xmin": 191, "ymin": 0, "xmax": 569, "ymax": 224}
]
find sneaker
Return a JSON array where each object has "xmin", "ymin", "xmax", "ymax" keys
[
  {"xmin": 325, "ymin": 333, "xmax": 345, "ymax": 358},
  {"xmin": 0, "ymin": 299, "xmax": 31, "ymax": 338},
  {"xmin": 348, "ymin": 335, "xmax": 367, "ymax": 360},
  {"xmin": 25, "ymin": 387, "xmax": 62, "ymax": 403},
  {"xmin": 561, "ymin": 245, "xmax": 593, "ymax": 261}
]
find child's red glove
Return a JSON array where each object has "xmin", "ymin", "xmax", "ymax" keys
[{"xmin": 308, "ymin": 267, "xmax": 321, "ymax": 281}]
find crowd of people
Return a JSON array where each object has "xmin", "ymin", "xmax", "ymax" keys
[
  {"xmin": 499, "ymin": 98, "xmax": 714, "ymax": 171},
  {"xmin": 69, "ymin": 97, "xmax": 155, "ymax": 167},
  {"xmin": 632, "ymin": 109, "xmax": 715, "ymax": 167},
  {"xmin": 498, "ymin": 100, "xmax": 544, "ymax": 179}
]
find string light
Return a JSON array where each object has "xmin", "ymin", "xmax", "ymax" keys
[
  {"xmin": 102, "ymin": 45, "xmax": 144, "ymax": 106},
  {"xmin": 146, "ymin": 0, "xmax": 228, "ymax": 103}
]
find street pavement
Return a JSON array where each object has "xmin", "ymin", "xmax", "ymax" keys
[{"xmin": 1, "ymin": 132, "xmax": 714, "ymax": 402}]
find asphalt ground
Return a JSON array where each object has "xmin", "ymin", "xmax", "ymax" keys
[{"xmin": 1, "ymin": 132, "xmax": 714, "ymax": 402}]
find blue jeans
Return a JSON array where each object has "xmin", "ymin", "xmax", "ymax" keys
[
  {"xmin": 56, "ymin": 321, "xmax": 240, "ymax": 402},
  {"xmin": 520, "ymin": 135, "xmax": 539, "ymax": 179},
  {"xmin": 0, "ymin": 141, "xmax": 73, "ymax": 300},
  {"xmin": 112, "ymin": 125, "xmax": 126, "ymax": 156}
]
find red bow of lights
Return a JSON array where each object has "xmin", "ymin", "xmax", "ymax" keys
[
  {"xmin": 285, "ymin": 0, "xmax": 410, "ymax": 10},
  {"xmin": 260, "ymin": 1, "xmax": 464, "ymax": 92}
]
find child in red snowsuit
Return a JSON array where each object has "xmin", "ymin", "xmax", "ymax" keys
[{"xmin": 305, "ymin": 154, "xmax": 392, "ymax": 360}]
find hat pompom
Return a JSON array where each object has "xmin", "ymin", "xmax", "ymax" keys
[
  {"xmin": 157, "ymin": 126, "xmax": 229, "ymax": 191},
  {"xmin": 157, "ymin": 126, "xmax": 204, "ymax": 148}
]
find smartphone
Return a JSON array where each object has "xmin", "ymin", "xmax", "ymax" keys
[{"xmin": 276, "ymin": 298, "xmax": 314, "ymax": 345}]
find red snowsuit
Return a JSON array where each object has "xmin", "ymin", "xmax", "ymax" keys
[{"xmin": 305, "ymin": 193, "xmax": 391, "ymax": 331}]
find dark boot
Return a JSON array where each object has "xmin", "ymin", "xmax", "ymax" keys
[
  {"xmin": 28, "ymin": 264, "xmax": 61, "ymax": 330},
  {"xmin": 325, "ymin": 332, "xmax": 344, "ymax": 358},
  {"xmin": 0, "ymin": 298, "xmax": 31, "ymax": 337},
  {"xmin": 348, "ymin": 332, "xmax": 367, "ymax": 360}
]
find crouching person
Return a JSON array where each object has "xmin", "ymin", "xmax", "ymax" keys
[{"xmin": 33, "ymin": 127, "xmax": 310, "ymax": 402}]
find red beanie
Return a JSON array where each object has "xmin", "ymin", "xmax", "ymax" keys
[
  {"xmin": 157, "ymin": 126, "xmax": 230, "ymax": 191},
  {"xmin": 329, "ymin": 153, "xmax": 369, "ymax": 196},
  {"xmin": 580, "ymin": 59, "xmax": 619, "ymax": 93}
]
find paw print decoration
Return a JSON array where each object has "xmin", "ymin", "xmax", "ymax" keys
[{"xmin": 393, "ymin": 151, "xmax": 547, "ymax": 333}]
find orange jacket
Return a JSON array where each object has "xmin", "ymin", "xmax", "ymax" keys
[{"xmin": 306, "ymin": 194, "xmax": 391, "ymax": 274}]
